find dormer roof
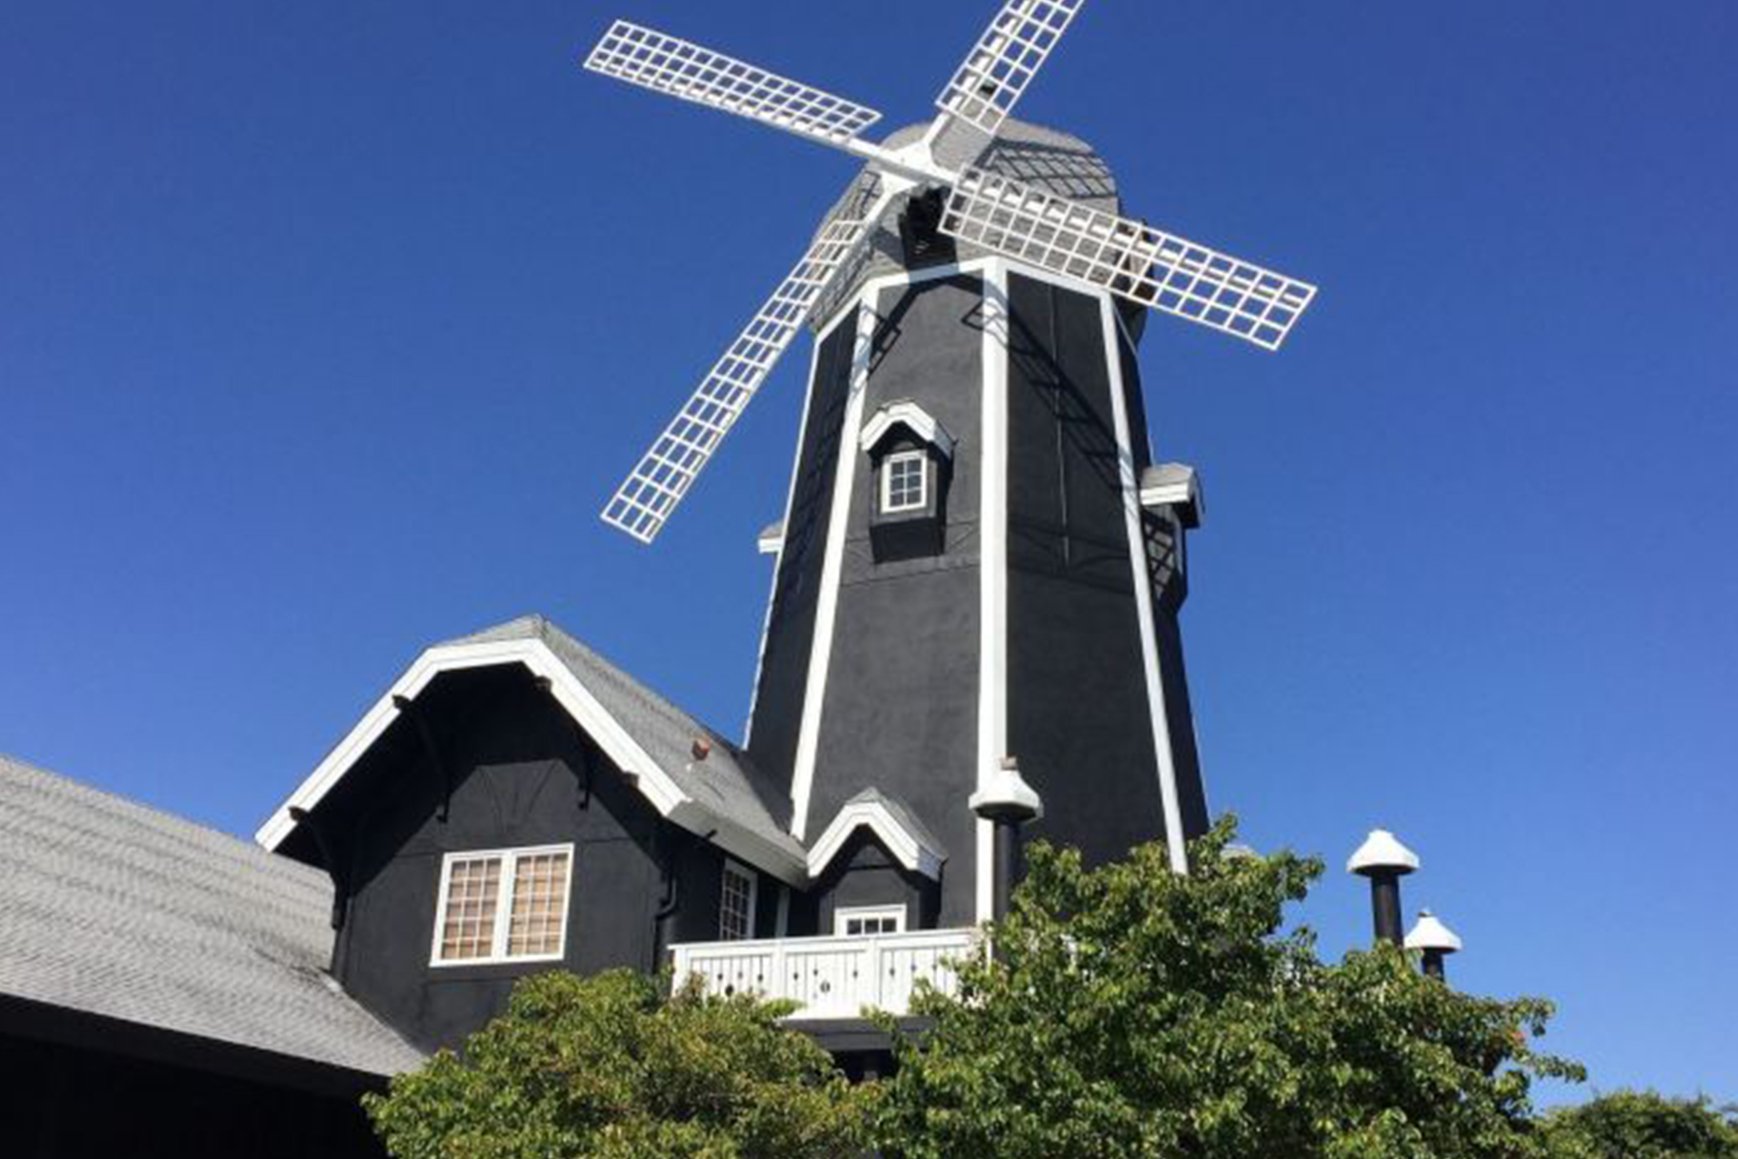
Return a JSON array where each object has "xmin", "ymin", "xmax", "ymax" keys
[
  {"xmin": 859, "ymin": 399, "xmax": 957, "ymax": 460},
  {"xmin": 806, "ymin": 788, "xmax": 947, "ymax": 881}
]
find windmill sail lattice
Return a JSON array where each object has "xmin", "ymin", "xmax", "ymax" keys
[
  {"xmin": 601, "ymin": 212, "xmax": 880, "ymax": 543},
  {"xmin": 940, "ymin": 167, "xmax": 1317, "ymax": 351},
  {"xmin": 935, "ymin": 0, "xmax": 1087, "ymax": 137},
  {"xmin": 585, "ymin": 21, "xmax": 883, "ymax": 149},
  {"xmin": 586, "ymin": 1, "xmax": 1317, "ymax": 542}
]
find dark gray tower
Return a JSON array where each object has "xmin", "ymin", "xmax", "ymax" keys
[
  {"xmin": 585, "ymin": 5, "xmax": 1316, "ymax": 929},
  {"xmin": 743, "ymin": 122, "xmax": 1210, "ymax": 925}
]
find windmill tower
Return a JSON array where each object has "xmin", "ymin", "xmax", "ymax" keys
[{"xmin": 585, "ymin": 2, "xmax": 1316, "ymax": 927}]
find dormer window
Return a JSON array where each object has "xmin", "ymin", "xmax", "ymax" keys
[
  {"xmin": 859, "ymin": 400, "xmax": 955, "ymax": 562},
  {"xmin": 882, "ymin": 449, "xmax": 928, "ymax": 514}
]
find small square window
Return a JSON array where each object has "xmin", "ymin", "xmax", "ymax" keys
[
  {"xmin": 718, "ymin": 861, "xmax": 757, "ymax": 941},
  {"xmin": 432, "ymin": 845, "xmax": 572, "ymax": 966},
  {"xmin": 882, "ymin": 451, "xmax": 927, "ymax": 514},
  {"xmin": 834, "ymin": 904, "xmax": 906, "ymax": 937}
]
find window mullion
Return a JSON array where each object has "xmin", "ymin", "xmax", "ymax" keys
[{"xmin": 493, "ymin": 852, "xmax": 516, "ymax": 961}]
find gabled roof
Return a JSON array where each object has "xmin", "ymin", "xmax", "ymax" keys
[
  {"xmin": 0, "ymin": 754, "xmax": 425, "ymax": 1078},
  {"xmin": 807, "ymin": 788, "xmax": 947, "ymax": 881},
  {"xmin": 257, "ymin": 615, "xmax": 807, "ymax": 883},
  {"xmin": 859, "ymin": 399, "xmax": 957, "ymax": 460}
]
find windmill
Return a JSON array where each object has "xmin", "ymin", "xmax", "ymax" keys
[
  {"xmin": 587, "ymin": 0, "xmax": 1317, "ymax": 545},
  {"xmin": 581, "ymin": 2, "xmax": 1317, "ymax": 921}
]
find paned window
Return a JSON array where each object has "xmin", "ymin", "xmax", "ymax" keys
[
  {"xmin": 432, "ymin": 845, "xmax": 572, "ymax": 966},
  {"xmin": 882, "ymin": 450, "xmax": 927, "ymax": 514},
  {"xmin": 835, "ymin": 904, "xmax": 906, "ymax": 937},
  {"xmin": 718, "ymin": 861, "xmax": 757, "ymax": 941}
]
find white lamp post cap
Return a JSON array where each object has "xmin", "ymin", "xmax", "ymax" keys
[
  {"xmin": 1347, "ymin": 828, "xmax": 1420, "ymax": 877},
  {"xmin": 970, "ymin": 758, "xmax": 1043, "ymax": 823},
  {"xmin": 1404, "ymin": 909, "xmax": 1462, "ymax": 954}
]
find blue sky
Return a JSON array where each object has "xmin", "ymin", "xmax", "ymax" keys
[{"xmin": 3, "ymin": 0, "xmax": 1733, "ymax": 1103}]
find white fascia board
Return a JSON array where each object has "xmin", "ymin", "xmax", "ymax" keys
[
  {"xmin": 253, "ymin": 638, "xmax": 807, "ymax": 884},
  {"xmin": 806, "ymin": 799, "xmax": 944, "ymax": 881},
  {"xmin": 859, "ymin": 400, "xmax": 957, "ymax": 460}
]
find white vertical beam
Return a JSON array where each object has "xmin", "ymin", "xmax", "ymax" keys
[
  {"xmin": 1098, "ymin": 297, "xmax": 1190, "ymax": 873},
  {"xmin": 787, "ymin": 292, "xmax": 880, "ymax": 840},
  {"xmin": 976, "ymin": 259, "xmax": 1012, "ymax": 922}
]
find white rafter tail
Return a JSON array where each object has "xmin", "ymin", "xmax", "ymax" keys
[
  {"xmin": 934, "ymin": 0, "xmax": 1088, "ymax": 139},
  {"xmin": 585, "ymin": 20, "xmax": 883, "ymax": 153},
  {"xmin": 940, "ymin": 168, "xmax": 1317, "ymax": 350},
  {"xmin": 601, "ymin": 211, "xmax": 882, "ymax": 544}
]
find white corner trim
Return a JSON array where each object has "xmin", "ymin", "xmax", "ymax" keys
[
  {"xmin": 254, "ymin": 636, "xmax": 808, "ymax": 884},
  {"xmin": 787, "ymin": 288, "xmax": 880, "ymax": 842},
  {"xmin": 976, "ymin": 258, "xmax": 1011, "ymax": 924},
  {"xmin": 858, "ymin": 399, "xmax": 957, "ymax": 460},
  {"xmin": 806, "ymin": 798, "xmax": 945, "ymax": 880},
  {"xmin": 1099, "ymin": 297, "xmax": 1190, "ymax": 874}
]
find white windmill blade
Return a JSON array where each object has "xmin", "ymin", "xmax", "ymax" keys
[
  {"xmin": 585, "ymin": 20, "xmax": 883, "ymax": 153},
  {"xmin": 934, "ymin": 0, "xmax": 1087, "ymax": 139},
  {"xmin": 941, "ymin": 167, "xmax": 1317, "ymax": 350},
  {"xmin": 602, "ymin": 211, "xmax": 881, "ymax": 544}
]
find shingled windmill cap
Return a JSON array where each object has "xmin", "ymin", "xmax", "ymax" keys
[
  {"xmin": 1347, "ymin": 829, "xmax": 1420, "ymax": 877},
  {"xmin": 1404, "ymin": 909, "xmax": 1463, "ymax": 954}
]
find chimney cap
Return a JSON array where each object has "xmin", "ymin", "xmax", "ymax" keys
[
  {"xmin": 1404, "ymin": 909, "xmax": 1462, "ymax": 954},
  {"xmin": 1347, "ymin": 829, "xmax": 1420, "ymax": 877}
]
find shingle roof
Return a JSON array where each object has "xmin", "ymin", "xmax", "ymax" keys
[
  {"xmin": 0, "ymin": 754, "xmax": 425, "ymax": 1077},
  {"xmin": 441, "ymin": 615, "xmax": 803, "ymax": 865}
]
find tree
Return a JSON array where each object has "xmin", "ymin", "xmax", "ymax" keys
[
  {"xmin": 1541, "ymin": 1090, "xmax": 1738, "ymax": 1159},
  {"xmin": 873, "ymin": 818, "xmax": 1584, "ymax": 1159},
  {"xmin": 364, "ymin": 968, "xmax": 871, "ymax": 1159}
]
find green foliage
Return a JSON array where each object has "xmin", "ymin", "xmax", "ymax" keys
[
  {"xmin": 363, "ymin": 968, "xmax": 870, "ymax": 1159},
  {"xmin": 1541, "ymin": 1090, "xmax": 1738, "ymax": 1159},
  {"xmin": 873, "ymin": 817, "xmax": 1584, "ymax": 1159}
]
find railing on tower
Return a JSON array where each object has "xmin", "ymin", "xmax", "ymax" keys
[{"xmin": 670, "ymin": 928, "xmax": 979, "ymax": 1020}]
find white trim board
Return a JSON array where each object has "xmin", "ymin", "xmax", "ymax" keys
[
  {"xmin": 1099, "ymin": 296, "xmax": 1190, "ymax": 874},
  {"xmin": 975, "ymin": 258, "xmax": 1012, "ymax": 924},
  {"xmin": 256, "ymin": 636, "xmax": 808, "ymax": 885}
]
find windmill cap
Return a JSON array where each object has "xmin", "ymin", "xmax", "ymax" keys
[
  {"xmin": 1347, "ymin": 829, "xmax": 1420, "ymax": 876},
  {"xmin": 1404, "ymin": 909, "xmax": 1463, "ymax": 953}
]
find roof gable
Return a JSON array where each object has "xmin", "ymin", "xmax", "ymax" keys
[{"xmin": 257, "ymin": 616, "xmax": 806, "ymax": 883}]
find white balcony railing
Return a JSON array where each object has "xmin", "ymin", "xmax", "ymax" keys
[{"xmin": 670, "ymin": 928, "xmax": 979, "ymax": 1020}]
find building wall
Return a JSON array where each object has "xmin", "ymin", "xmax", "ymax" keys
[
  {"xmin": 748, "ymin": 310, "xmax": 863, "ymax": 795},
  {"xmin": 807, "ymin": 275, "xmax": 985, "ymax": 926},
  {"xmin": 325, "ymin": 667, "xmax": 744, "ymax": 1051},
  {"xmin": 0, "ymin": 1028, "xmax": 383, "ymax": 1159}
]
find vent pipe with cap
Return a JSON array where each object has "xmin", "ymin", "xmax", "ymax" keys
[
  {"xmin": 1405, "ymin": 909, "xmax": 1463, "ymax": 982},
  {"xmin": 1347, "ymin": 829, "xmax": 1419, "ymax": 946}
]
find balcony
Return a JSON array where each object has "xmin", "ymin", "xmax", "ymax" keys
[{"xmin": 670, "ymin": 928, "xmax": 979, "ymax": 1020}]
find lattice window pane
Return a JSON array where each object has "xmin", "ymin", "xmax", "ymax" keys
[
  {"xmin": 437, "ymin": 856, "xmax": 502, "ymax": 962},
  {"xmin": 718, "ymin": 864, "xmax": 755, "ymax": 942},
  {"xmin": 506, "ymin": 850, "xmax": 571, "ymax": 958},
  {"xmin": 883, "ymin": 451, "xmax": 927, "ymax": 513}
]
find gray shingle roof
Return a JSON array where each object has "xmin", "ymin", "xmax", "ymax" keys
[
  {"xmin": 0, "ymin": 754, "xmax": 425, "ymax": 1077},
  {"xmin": 441, "ymin": 616, "xmax": 803, "ymax": 865}
]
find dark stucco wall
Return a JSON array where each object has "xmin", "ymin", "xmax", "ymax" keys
[
  {"xmin": 319, "ymin": 666, "xmax": 748, "ymax": 1052},
  {"xmin": 810, "ymin": 831, "xmax": 939, "ymax": 935},
  {"xmin": 1004, "ymin": 273, "xmax": 1172, "ymax": 867},
  {"xmin": 808, "ymin": 275, "xmax": 985, "ymax": 927},
  {"xmin": 748, "ymin": 310, "xmax": 862, "ymax": 797}
]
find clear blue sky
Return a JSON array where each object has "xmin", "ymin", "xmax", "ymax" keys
[{"xmin": 3, "ymin": 0, "xmax": 1733, "ymax": 1104}]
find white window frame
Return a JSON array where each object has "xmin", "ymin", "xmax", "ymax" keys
[
  {"xmin": 834, "ymin": 903, "xmax": 907, "ymax": 937},
  {"xmin": 718, "ymin": 859, "xmax": 759, "ymax": 941},
  {"xmin": 880, "ymin": 449, "xmax": 928, "ymax": 514},
  {"xmin": 429, "ymin": 843, "xmax": 574, "ymax": 967}
]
